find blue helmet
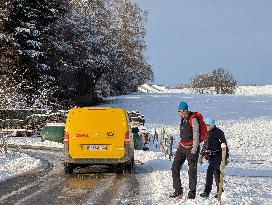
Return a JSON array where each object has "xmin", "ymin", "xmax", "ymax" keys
[
  {"xmin": 178, "ymin": 102, "xmax": 188, "ymax": 111},
  {"xmin": 204, "ymin": 118, "xmax": 216, "ymax": 128}
]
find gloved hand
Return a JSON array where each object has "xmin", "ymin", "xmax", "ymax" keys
[
  {"xmin": 190, "ymin": 153, "xmax": 198, "ymax": 164},
  {"xmin": 198, "ymin": 155, "xmax": 203, "ymax": 165},
  {"xmin": 201, "ymin": 151, "xmax": 209, "ymax": 160},
  {"xmin": 177, "ymin": 142, "xmax": 181, "ymax": 149}
]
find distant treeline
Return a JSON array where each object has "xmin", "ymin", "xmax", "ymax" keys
[{"xmin": 0, "ymin": 0, "xmax": 153, "ymax": 109}]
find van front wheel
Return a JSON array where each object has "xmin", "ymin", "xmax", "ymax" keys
[{"xmin": 64, "ymin": 164, "xmax": 74, "ymax": 174}]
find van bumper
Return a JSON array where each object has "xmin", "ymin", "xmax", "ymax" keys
[{"xmin": 64, "ymin": 158, "xmax": 130, "ymax": 166}]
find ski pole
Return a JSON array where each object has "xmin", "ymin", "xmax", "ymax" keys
[{"xmin": 218, "ymin": 143, "xmax": 226, "ymax": 205}]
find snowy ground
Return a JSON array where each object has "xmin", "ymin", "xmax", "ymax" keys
[
  {"xmin": 235, "ymin": 85, "xmax": 272, "ymax": 96},
  {"xmin": 0, "ymin": 134, "xmax": 62, "ymax": 182},
  {"xmin": 135, "ymin": 117, "xmax": 272, "ymax": 205},
  {"xmin": 5, "ymin": 136, "xmax": 63, "ymax": 149},
  {"xmin": 0, "ymin": 152, "xmax": 41, "ymax": 183},
  {"xmin": 138, "ymin": 83, "xmax": 272, "ymax": 96},
  {"xmin": 1, "ymin": 87, "xmax": 272, "ymax": 204},
  {"xmin": 171, "ymin": 85, "xmax": 272, "ymax": 96},
  {"xmin": 108, "ymin": 91, "xmax": 272, "ymax": 205},
  {"xmin": 109, "ymin": 92, "xmax": 272, "ymax": 124}
]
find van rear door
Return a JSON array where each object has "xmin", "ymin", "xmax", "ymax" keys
[{"xmin": 67, "ymin": 108, "xmax": 128, "ymax": 159}]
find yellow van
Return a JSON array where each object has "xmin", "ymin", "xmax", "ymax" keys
[{"xmin": 64, "ymin": 107, "xmax": 134, "ymax": 174}]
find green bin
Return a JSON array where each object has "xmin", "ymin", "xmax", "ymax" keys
[
  {"xmin": 41, "ymin": 123, "xmax": 65, "ymax": 143},
  {"xmin": 133, "ymin": 133, "xmax": 143, "ymax": 150}
]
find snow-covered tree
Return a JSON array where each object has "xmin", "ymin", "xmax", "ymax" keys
[
  {"xmin": 96, "ymin": 0, "xmax": 153, "ymax": 96},
  {"xmin": 0, "ymin": 76, "xmax": 27, "ymax": 109},
  {"xmin": 191, "ymin": 73, "xmax": 213, "ymax": 94},
  {"xmin": 48, "ymin": 0, "xmax": 153, "ymax": 106},
  {"xmin": 211, "ymin": 68, "xmax": 237, "ymax": 94},
  {"xmin": 191, "ymin": 68, "xmax": 237, "ymax": 94},
  {"xmin": 0, "ymin": 0, "xmax": 19, "ymax": 76},
  {"xmin": 46, "ymin": 0, "xmax": 113, "ymax": 106},
  {"xmin": 0, "ymin": 0, "xmax": 68, "ymax": 108},
  {"xmin": 1, "ymin": 0, "xmax": 153, "ymax": 108},
  {"xmin": 0, "ymin": 0, "xmax": 23, "ymax": 108}
]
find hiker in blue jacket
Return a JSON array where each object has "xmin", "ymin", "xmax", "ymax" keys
[{"xmin": 200, "ymin": 118, "xmax": 229, "ymax": 198}]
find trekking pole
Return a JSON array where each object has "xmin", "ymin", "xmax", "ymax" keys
[
  {"xmin": 218, "ymin": 143, "xmax": 226, "ymax": 205},
  {"xmin": 160, "ymin": 128, "xmax": 163, "ymax": 152},
  {"xmin": 168, "ymin": 135, "xmax": 173, "ymax": 161},
  {"xmin": 154, "ymin": 129, "xmax": 158, "ymax": 142}
]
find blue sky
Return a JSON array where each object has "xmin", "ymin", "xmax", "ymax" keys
[{"xmin": 131, "ymin": 0, "xmax": 272, "ymax": 86}]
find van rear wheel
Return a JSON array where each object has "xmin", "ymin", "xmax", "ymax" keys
[
  {"xmin": 64, "ymin": 164, "xmax": 74, "ymax": 174},
  {"xmin": 123, "ymin": 158, "xmax": 134, "ymax": 175}
]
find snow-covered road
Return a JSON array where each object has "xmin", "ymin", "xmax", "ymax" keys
[{"xmin": 0, "ymin": 149, "xmax": 144, "ymax": 205}]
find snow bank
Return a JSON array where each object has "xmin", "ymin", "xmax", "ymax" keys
[
  {"xmin": 0, "ymin": 153, "xmax": 41, "ymax": 182},
  {"xmin": 152, "ymin": 85, "xmax": 168, "ymax": 92},
  {"xmin": 6, "ymin": 137, "xmax": 64, "ymax": 149},
  {"xmin": 138, "ymin": 84, "xmax": 169, "ymax": 93},
  {"xmin": 45, "ymin": 123, "xmax": 65, "ymax": 127},
  {"xmin": 235, "ymin": 85, "xmax": 272, "ymax": 96},
  {"xmin": 167, "ymin": 88, "xmax": 195, "ymax": 94}
]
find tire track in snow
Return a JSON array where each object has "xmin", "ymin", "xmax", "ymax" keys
[
  {"xmin": 0, "ymin": 149, "xmax": 143, "ymax": 205},
  {"xmin": 0, "ymin": 150, "xmax": 62, "ymax": 204}
]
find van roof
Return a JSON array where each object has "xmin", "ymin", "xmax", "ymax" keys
[
  {"xmin": 71, "ymin": 107, "xmax": 122, "ymax": 110},
  {"xmin": 68, "ymin": 107, "xmax": 126, "ymax": 113}
]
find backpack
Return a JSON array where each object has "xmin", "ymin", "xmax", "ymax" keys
[{"xmin": 189, "ymin": 112, "xmax": 207, "ymax": 143}]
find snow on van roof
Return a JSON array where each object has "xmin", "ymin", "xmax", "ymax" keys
[{"xmin": 45, "ymin": 123, "xmax": 65, "ymax": 126}]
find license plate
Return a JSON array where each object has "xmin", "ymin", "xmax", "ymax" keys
[{"xmin": 87, "ymin": 145, "xmax": 107, "ymax": 150}]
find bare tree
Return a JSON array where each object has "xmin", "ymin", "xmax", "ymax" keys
[
  {"xmin": 191, "ymin": 73, "xmax": 213, "ymax": 94},
  {"xmin": 211, "ymin": 68, "xmax": 237, "ymax": 94},
  {"xmin": 191, "ymin": 68, "xmax": 237, "ymax": 94}
]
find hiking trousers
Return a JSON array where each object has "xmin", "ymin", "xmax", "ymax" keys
[
  {"xmin": 204, "ymin": 156, "xmax": 221, "ymax": 194},
  {"xmin": 171, "ymin": 145, "xmax": 200, "ymax": 194}
]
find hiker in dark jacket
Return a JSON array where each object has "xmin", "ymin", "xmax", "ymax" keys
[
  {"xmin": 170, "ymin": 102, "xmax": 200, "ymax": 199},
  {"xmin": 200, "ymin": 118, "xmax": 229, "ymax": 198}
]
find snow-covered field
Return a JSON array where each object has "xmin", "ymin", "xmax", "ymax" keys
[
  {"xmin": 139, "ymin": 83, "xmax": 272, "ymax": 96},
  {"xmin": 135, "ymin": 117, "xmax": 272, "ymax": 205},
  {"xmin": 108, "ymin": 88, "xmax": 272, "ymax": 205}
]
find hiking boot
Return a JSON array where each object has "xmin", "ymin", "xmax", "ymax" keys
[
  {"xmin": 200, "ymin": 192, "xmax": 209, "ymax": 198},
  {"xmin": 187, "ymin": 192, "xmax": 196, "ymax": 199},
  {"xmin": 169, "ymin": 192, "xmax": 182, "ymax": 198}
]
